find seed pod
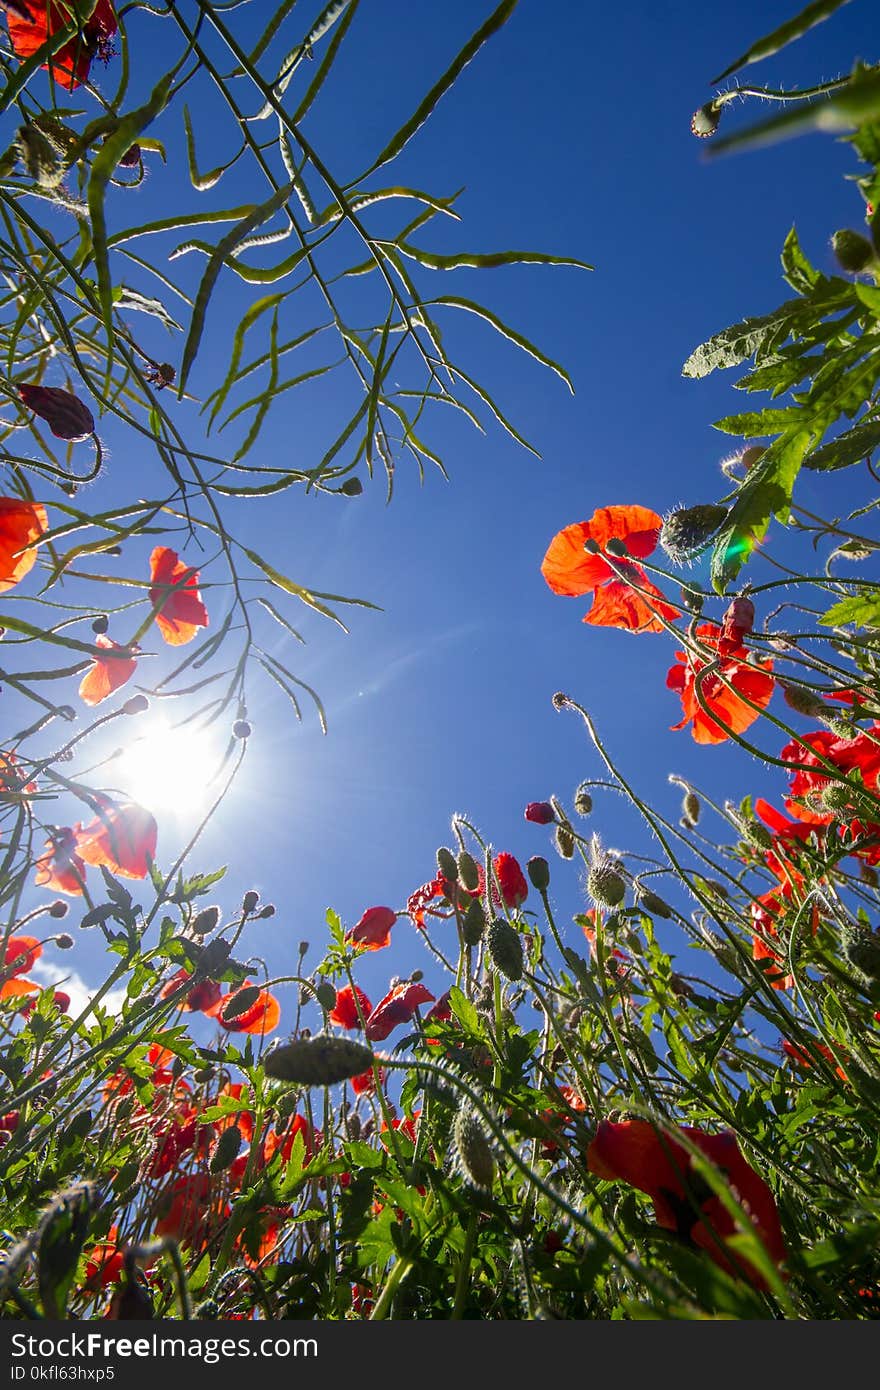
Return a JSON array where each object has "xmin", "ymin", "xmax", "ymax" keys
[
  {"xmin": 573, "ymin": 787, "xmax": 593, "ymax": 817},
  {"xmin": 461, "ymin": 898, "xmax": 485, "ymax": 947},
  {"xmin": 486, "ymin": 917, "xmax": 523, "ymax": 981},
  {"xmin": 263, "ymin": 1035, "xmax": 376, "ymax": 1086},
  {"xmin": 219, "ymin": 984, "xmax": 260, "ymax": 1020},
  {"xmin": 452, "ymin": 1110, "xmax": 495, "ymax": 1191},
  {"xmin": 683, "ymin": 791, "xmax": 701, "ymax": 826},
  {"xmin": 18, "ymin": 123, "xmax": 63, "ymax": 188},
  {"xmin": 832, "ymin": 228, "xmax": 876, "ymax": 274},
  {"xmin": 555, "ymin": 824, "xmax": 575, "ymax": 860},
  {"xmin": 436, "ymin": 847, "xmax": 458, "ymax": 882},
  {"xmin": 690, "ymin": 99, "xmax": 723, "ymax": 138},
  {"xmin": 19, "ymin": 384, "xmax": 94, "ymax": 442},
  {"xmin": 527, "ymin": 855, "xmax": 550, "ymax": 891},
  {"xmin": 457, "ymin": 851, "xmax": 480, "ymax": 893},
  {"xmin": 638, "ymin": 889, "xmax": 672, "ymax": 919},
  {"xmin": 587, "ymin": 862, "xmax": 626, "ymax": 910},
  {"xmin": 315, "ymin": 981, "xmax": 337, "ymax": 1011},
  {"xmin": 660, "ymin": 504, "xmax": 728, "ymax": 565},
  {"xmin": 210, "ymin": 1122, "xmax": 243, "ymax": 1173},
  {"xmin": 782, "ymin": 683, "xmax": 827, "ymax": 719},
  {"xmin": 340, "ymin": 477, "xmax": 363, "ymax": 496}
]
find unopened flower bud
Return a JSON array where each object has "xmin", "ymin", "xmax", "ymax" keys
[
  {"xmin": 91, "ymin": 615, "xmax": 108, "ymax": 635},
  {"xmin": 257, "ymin": 903, "xmax": 276, "ymax": 919},
  {"xmin": 452, "ymin": 1110, "xmax": 495, "ymax": 1190},
  {"xmin": 436, "ymin": 847, "xmax": 458, "ymax": 882},
  {"xmin": 232, "ymin": 719, "xmax": 251, "ymax": 739},
  {"xmin": 55, "ymin": 933, "xmax": 73, "ymax": 949},
  {"xmin": 637, "ymin": 889, "xmax": 672, "ymax": 919},
  {"xmin": 587, "ymin": 861, "xmax": 626, "ymax": 909},
  {"xmin": 461, "ymin": 899, "xmax": 485, "ymax": 947},
  {"xmin": 660, "ymin": 504, "xmax": 728, "ymax": 565},
  {"xmin": 573, "ymin": 786, "xmax": 593, "ymax": 817},
  {"xmin": 487, "ymin": 917, "xmax": 524, "ymax": 981},
  {"xmin": 832, "ymin": 228, "xmax": 876, "ymax": 274},
  {"xmin": 263, "ymin": 1035, "xmax": 376, "ymax": 1085},
  {"xmin": 410, "ymin": 969, "xmax": 423, "ymax": 983},
  {"xmin": 123, "ymin": 694, "xmax": 149, "ymax": 716},
  {"xmin": 242, "ymin": 891, "xmax": 260, "ymax": 914},
  {"xmin": 340, "ymin": 477, "xmax": 363, "ymax": 496},
  {"xmin": 190, "ymin": 905, "xmax": 221, "ymax": 936},
  {"xmin": 457, "ymin": 851, "xmax": 480, "ymax": 893},
  {"xmin": 683, "ymin": 791, "xmax": 701, "ymax": 826},
  {"xmin": 19, "ymin": 384, "xmax": 95, "ymax": 441},
  {"xmin": 781, "ymin": 683, "xmax": 826, "ymax": 718},
  {"xmin": 554, "ymin": 825, "xmax": 575, "ymax": 860},
  {"xmin": 48, "ymin": 900, "xmax": 68, "ymax": 919},
  {"xmin": 524, "ymin": 801, "xmax": 555, "ymax": 825},
  {"xmin": 527, "ymin": 856, "xmax": 550, "ymax": 891}
]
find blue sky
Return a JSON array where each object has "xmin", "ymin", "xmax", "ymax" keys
[{"xmin": 14, "ymin": 1, "xmax": 876, "ymax": 1026}]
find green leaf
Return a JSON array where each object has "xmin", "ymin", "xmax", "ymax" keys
[
  {"xmin": 804, "ymin": 418, "xmax": 880, "ymax": 470},
  {"xmin": 447, "ymin": 985, "xmax": 480, "ymax": 1035},
  {"xmin": 394, "ymin": 242, "xmax": 592, "ymax": 274},
  {"xmin": 711, "ymin": 0, "xmax": 853, "ymax": 83},
  {"xmin": 710, "ymin": 428, "xmax": 814, "ymax": 591},
  {"xmin": 426, "ymin": 295, "xmax": 574, "ymax": 391},
  {"xmin": 820, "ymin": 592, "xmax": 880, "ymax": 628},
  {"xmin": 682, "ymin": 301, "xmax": 809, "ymax": 378},
  {"xmin": 363, "ymin": 0, "xmax": 519, "ymax": 177},
  {"xmin": 781, "ymin": 226, "xmax": 820, "ymax": 294}
]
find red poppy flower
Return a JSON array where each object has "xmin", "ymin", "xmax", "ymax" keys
[
  {"xmin": 154, "ymin": 1173, "xmax": 228, "ymax": 1246},
  {"xmin": 3, "ymin": 934, "xmax": 42, "ymax": 975},
  {"xmin": 587, "ymin": 1118, "xmax": 786, "ymax": 1288},
  {"xmin": 0, "ymin": 750, "xmax": 37, "ymax": 796},
  {"xmin": 782, "ymin": 1037, "xmax": 848, "ymax": 1083},
  {"xmin": 84, "ymin": 1228, "xmax": 124, "ymax": 1289},
  {"xmin": 781, "ymin": 726, "xmax": 880, "ymax": 823},
  {"xmin": 0, "ymin": 497, "xmax": 48, "ymax": 593},
  {"xmin": 524, "ymin": 801, "xmax": 555, "ymax": 825},
  {"xmin": 365, "ymin": 981, "xmax": 435, "ymax": 1042},
  {"xmin": 351, "ymin": 1065, "xmax": 385, "ymax": 1096},
  {"xmin": 159, "ymin": 969, "xmax": 223, "ymax": 1017},
  {"xmin": 541, "ymin": 505, "xmax": 679, "ymax": 633},
  {"xmin": 6, "ymin": 0, "xmax": 118, "ymax": 93},
  {"xmin": 34, "ymin": 827, "xmax": 87, "ymax": 895},
  {"xmin": 491, "ymin": 852, "xmax": 528, "ymax": 910},
  {"xmin": 329, "ymin": 983, "xmax": 372, "ymax": 1030},
  {"xmin": 263, "ymin": 1112, "xmax": 315, "ymax": 1167},
  {"xmin": 345, "ymin": 905, "xmax": 396, "ymax": 952},
  {"xmin": 148, "ymin": 546, "xmax": 209, "ymax": 647},
  {"xmin": 78, "ymin": 635, "xmax": 138, "ymax": 707},
  {"xmin": 718, "ymin": 595, "xmax": 755, "ymax": 654},
  {"xmin": 75, "ymin": 794, "xmax": 157, "ymax": 880},
  {"xmin": 666, "ymin": 623, "xmax": 774, "ymax": 745},
  {"xmin": 217, "ymin": 981, "xmax": 280, "ymax": 1035}
]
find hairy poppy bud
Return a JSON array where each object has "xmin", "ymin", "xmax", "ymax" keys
[
  {"xmin": 461, "ymin": 898, "xmax": 485, "ymax": 947},
  {"xmin": 117, "ymin": 143, "xmax": 142, "ymax": 169},
  {"xmin": 660, "ymin": 504, "xmax": 728, "ymax": 565},
  {"xmin": 691, "ymin": 99, "xmax": 723, "ymax": 138},
  {"xmin": 524, "ymin": 801, "xmax": 555, "ymax": 825},
  {"xmin": 190, "ymin": 905, "xmax": 221, "ymax": 937},
  {"xmin": 637, "ymin": 889, "xmax": 672, "ymax": 919},
  {"xmin": 232, "ymin": 719, "xmax": 251, "ymax": 739},
  {"xmin": 587, "ymin": 862, "xmax": 626, "ymax": 909},
  {"xmin": 315, "ymin": 981, "xmax": 337, "ymax": 1011},
  {"xmin": 436, "ymin": 847, "xmax": 458, "ymax": 882},
  {"xmin": 487, "ymin": 917, "xmax": 524, "ymax": 981},
  {"xmin": 555, "ymin": 825, "xmax": 575, "ymax": 860},
  {"xmin": 257, "ymin": 903, "xmax": 276, "ymax": 919},
  {"xmin": 19, "ymin": 384, "xmax": 94, "ymax": 442},
  {"xmin": 242, "ymin": 891, "xmax": 260, "ymax": 914},
  {"xmin": 122, "ymin": 694, "xmax": 149, "ymax": 715},
  {"xmin": 48, "ymin": 900, "xmax": 69, "ymax": 919},
  {"xmin": 55, "ymin": 933, "xmax": 73, "ymax": 949},
  {"xmin": 574, "ymin": 786, "xmax": 593, "ymax": 817},
  {"xmin": 263, "ymin": 1035, "xmax": 375, "ymax": 1086},
  {"xmin": 683, "ymin": 791, "xmax": 701, "ymax": 826},
  {"xmin": 527, "ymin": 856, "xmax": 550, "ymax": 891},
  {"xmin": 340, "ymin": 477, "xmax": 363, "ymax": 496},
  {"xmin": 832, "ymin": 229, "xmax": 876, "ymax": 274},
  {"xmin": 91, "ymin": 614, "xmax": 108, "ymax": 635},
  {"xmin": 452, "ymin": 1110, "xmax": 495, "ymax": 1190},
  {"xmin": 457, "ymin": 851, "xmax": 480, "ymax": 893},
  {"xmin": 821, "ymin": 781, "xmax": 854, "ymax": 816},
  {"xmin": 18, "ymin": 123, "xmax": 63, "ymax": 188},
  {"xmin": 781, "ymin": 683, "xmax": 826, "ymax": 719},
  {"xmin": 841, "ymin": 920, "xmax": 880, "ymax": 981}
]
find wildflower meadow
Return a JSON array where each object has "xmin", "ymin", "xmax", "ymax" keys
[{"xmin": 0, "ymin": 0, "xmax": 879, "ymax": 1324}]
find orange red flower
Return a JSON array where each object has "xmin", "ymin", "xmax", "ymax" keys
[
  {"xmin": 329, "ymin": 984, "xmax": 372, "ymax": 1030},
  {"xmin": 78, "ymin": 635, "xmax": 138, "ymax": 707},
  {"xmin": 490, "ymin": 852, "xmax": 528, "ymax": 910},
  {"xmin": 345, "ymin": 905, "xmax": 396, "ymax": 952},
  {"xmin": 365, "ymin": 980, "xmax": 435, "ymax": 1042},
  {"xmin": 0, "ymin": 496, "xmax": 48, "ymax": 593},
  {"xmin": 34, "ymin": 827, "xmax": 87, "ymax": 895},
  {"xmin": 666, "ymin": 622, "xmax": 774, "ymax": 745},
  {"xmin": 75, "ymin": 794, "xmax": 157, "ymax": 880},
  {"xmin": 217, "ymin": 981, "xmax": 280, "ymax": 1035},
  {"xmin": 148, "ymin": 546, "xmax": 209, "ymax": 647},
  {"xmin": 541, "ymin": 505, "xmax": 679, "ymax": 634},
  {"xmin": 6, "ymin": 0, "xmax": 118, "ymax": 93},
  {"xmin": 587, "ymin": 1118, "xmax": 786, "ymax": 1288}
]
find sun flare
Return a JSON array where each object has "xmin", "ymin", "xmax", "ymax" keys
[{"xmin": 115, "ymin": 722, "xmax": 223, "ymax": 816}]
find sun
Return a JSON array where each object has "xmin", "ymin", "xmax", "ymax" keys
[{"xmin": 114, "ymin": 720, "xmax": 224, "ymax": 816}]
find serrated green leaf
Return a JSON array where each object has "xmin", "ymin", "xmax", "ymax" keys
[
  {"xmin": 804, "ymin": 418, "xmax": 880, "ymax": 470},
  {"xmin": 820, "ymin": 592, "xmax": 880, "ymax": 628}
]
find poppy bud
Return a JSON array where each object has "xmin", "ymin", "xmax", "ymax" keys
[
  {"xmin": 637, "ymin": 889, "xmax": 672, "ymax": 919},
  {"xmin": 219, "ymin": 984, "xmax": 261, "ymax": 1020},
  {"xmin": 555, "ymin": 825, "xmax": 575, "ymax": 860},
  {"xmin": 340, "ymin": 477, "xmax": 363, "ymax": 496},
  {"xmin": 604, "ymin": 537, "xmax": 628, "ymax": 558},
  {"xmin": 573, "ymin": 787, "xmax": 593, "ymax": 817},
  {"xmin": 315, "ymin": 981, "xmax": 337, "ymax": 1011},
  {"xmin": 821, "ymin": 781, "xmax": 854, "ymax": 816},
  {"xmin": 691, "ymin": 99, "xmax": 723, "ymax": 138},
  {"xmin": 257, "ymin": 903, "xmax": 276, "ymax": 918},
  {"xmin": 457, "ymin": 851, "xmax": 480, "ymax": 893},
  {"xmin": 552, "ymin": 691, "xmax": 570, "ymax": 711},
  {"xmin": 18, "ymin": 123, "xmax": 63, "ymax": 188},
  {"xmin": 117, "ymin": 143, "xmax": 142, "ymax": 169},
  {"xmin": 122, "ymin": 694, "xmax": 149, "ymax": 715},
  {"xmin": 660, "ymin": 504, "xmax": 728, "ymax": 565},
  {"xmin": 91, "ymin": 615, "xmax": 109, "ymax": 635},
  {"xmin": 48, "ymin": 900, "xmax": 69, "ymax": 919},
  {"xmin": 452, "ymin": 1110, "xmax": 495, "ymax": 1191},
  {"xmin": 832, "ymin": 229, "xmax": 876, "ymax": 274},
  {"xmin": 19, "ymin": 384, "xmax": 95, "ymax": 442},
  {"xmin": 527, "ymin": 856, "xmax": 550, "ymax": 891},
  {"xmin": 524, "ymin": 801, "xmax": 555, "ymax": 825},
  {"xmin": 781, "ymin": 683, "xmax": 826, "ymax": 719},
  {"xmin": 486, "ymin": 917, "xmax": 524, "ymax": 981},
  {"xmin": 190, "ymin": 905, "xmax": 220, "ymax": 936},
  {"xmin": 210, "ymin": 1123, "xmax": 243, "ymax": 1173},
  {"xmin": 263, "ymin": 1035, "xmax": 376, "ymax": 1086},
  {"xmin": 436, "ymin": 847, "xmax": 458, "ymax": 882},
  {"xmin": 55, "ymin": 933, "xmax": 73, "ymax": 949},
  {"xmin": 242, "ymin": 891, "xmax": 260, "ymax": 914},
  {"xmin": 461, "ymin": 898, "xmax": 485, "ymax": 947},
  {"xmin": 683, "ymin": 791, "xmax": 701, "ymax": 826},
  {"xmin": 841, "ymin": 921, "xmax": 880, "ymax": 981},
  {"xmin": 410, "ymin": 969, "xmax": 423, "ymax": 983},
  {"xmin": 233, "ymin": 719, "xmax": 251, "ymax": 739},
  {"xmin": 587, "ymin": 862, "xmax": 626, "ymax": 909}
]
